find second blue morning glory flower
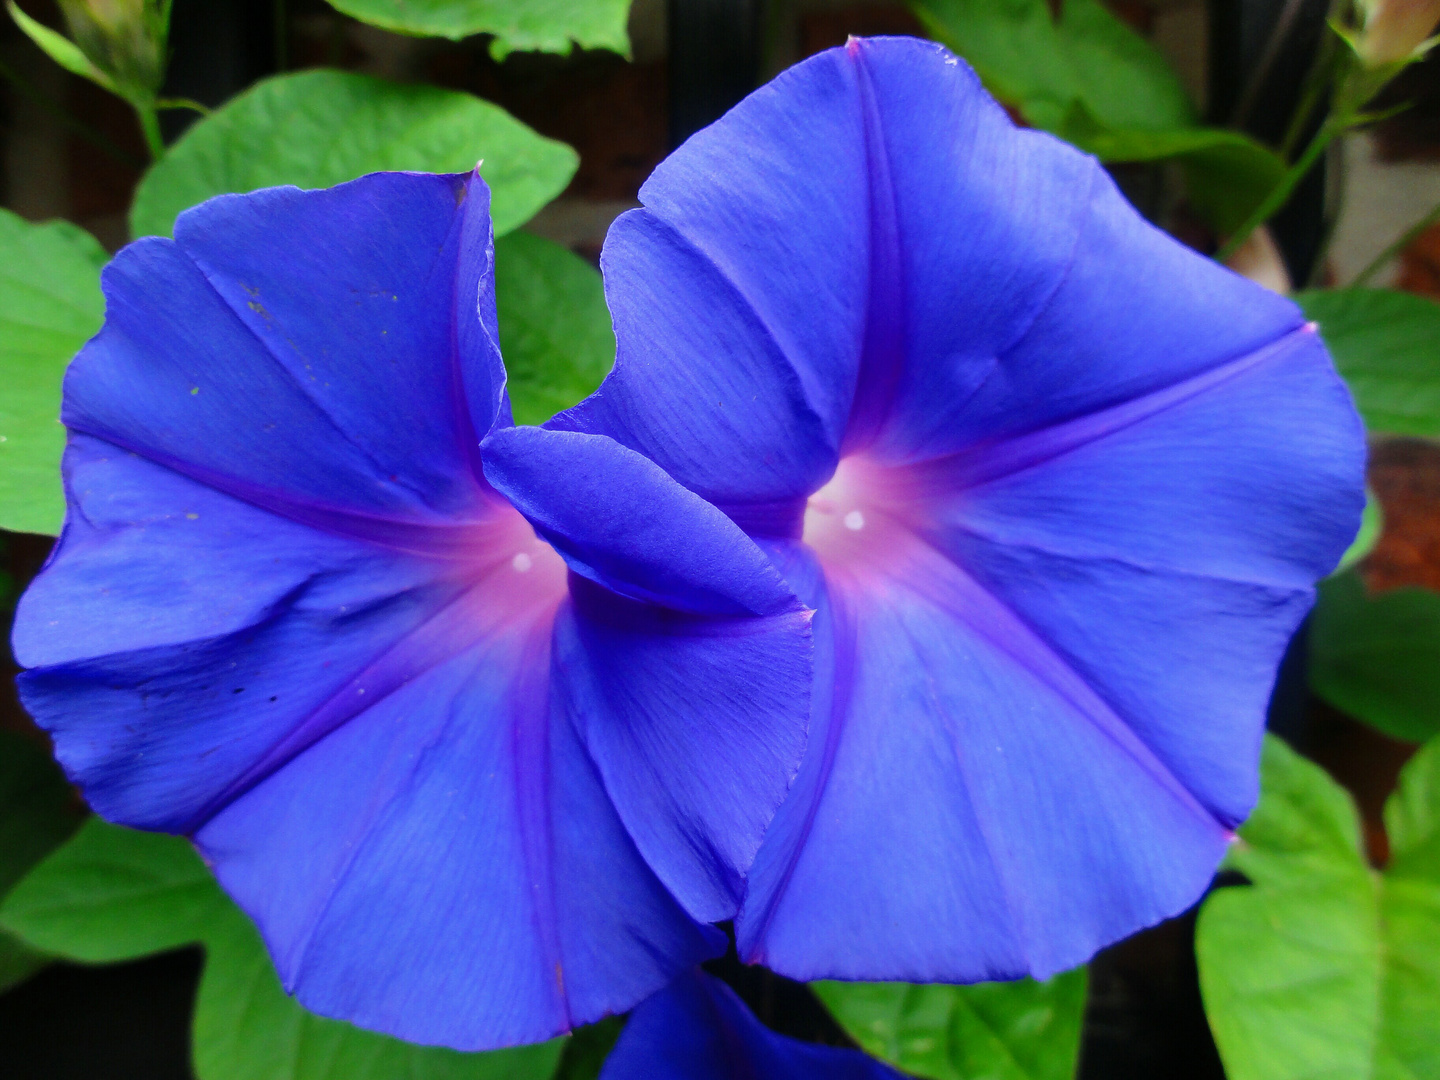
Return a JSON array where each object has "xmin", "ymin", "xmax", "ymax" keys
[{"xmin": 551, "ymin": 36, "xmax": 1368, "ymax": 983}]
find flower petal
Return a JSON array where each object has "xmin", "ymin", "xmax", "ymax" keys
[
  {"xmin": 485, "ymin": 425, "xmax": 813, "ymax": 921},
  {"xmin": 482, "ymin": 425, "xmax": 800, "ymax": 616},
  {"xmin": 61, "ymin": 171, "xmax": 501, "ymax": 534},
  {"xmin": 554, "ymin": 595, "xmax": 810, "ymax": 923},
  {"xmin": 737, "ymin": 538, "xmax": 1230, "ymax": 981},
  {"xmin": 601, "ymin": 969, "xmax": 902, "ymax": 1080},
  {"xmin": 915, "ymin": 327, "xmax": 1364, "ymax": 825},
  {"xmin": 549, "ymin": 38, "xmax": 1086, "ymax": 507},
  {"xmin": 562, "ymin": 35, "xmax": 1365, "ymax": 986}
]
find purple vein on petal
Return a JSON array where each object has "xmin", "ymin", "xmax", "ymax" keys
[
  {"xmin": 929, "ymin": 521, "xmax": 1314, "ymax": 594},
  {"xmin": 510, "ymin": 622, "xmax": 572, "ymax": 1030},
  {"xmin": 842, "ymin": 37, "xmax": 907, "ymax": 455},
  {"xmin": 67, "ymin": 434, "xmax": 508, "ymax": 561},
  {"xmin": 617, "ymin": 211, "xmax": 834, "ymax": 452},
  {"xmin": 916, "ymin": 547, "xmax": 1223, "ymax": 832},
  {"xmin": 912, "ymin": 324, "xmax": 1316, "ymax": 492},
  {"xmin": 174, "ymin": 239, "xmax": 488, "ymax": 512},
  {"xmin": 182, "ymin": 569, "xmax": 559, "ymax": 834}
]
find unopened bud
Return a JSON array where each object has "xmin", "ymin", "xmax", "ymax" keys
[
  {"xmin": 1355, "ymin": 0, "xmax": 1440, "ymax": 67},
  {"xmin": 57, "ymin": 0, "xmax": 168, "ymax": 99}
]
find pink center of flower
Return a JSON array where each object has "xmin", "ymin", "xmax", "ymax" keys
[
  {"xmin": 471, "ymin": 502, "xmax": 569, "ymax": 626},
  {"xmin": 802, "ymin": 456, "xmax": 923, "ymax": 580}
]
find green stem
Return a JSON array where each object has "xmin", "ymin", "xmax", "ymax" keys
[
  {"xmin": 135, "ymin": 101, "xmax": 164, "ymax": 161},
  {"xmin": 1305, "ymin": 144, "xmax": 1346, "ymax": 288},
  {"xmin": 155, "ymin": 96, "xmax": 211, "ymax": 116},
  {"xmin": 1351, "ymin": 198, "xmax": 1440, "ymax": 286},
  {"xmin": 1280, "ymin": 35, "xmax": 1336, "ymax": 158},
  {"xmin": 1217, "ymin": 120, "xmax": 1338, "ymax": 262}
]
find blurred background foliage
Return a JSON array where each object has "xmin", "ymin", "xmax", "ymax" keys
[{"xmin": 1, "ymin": 0, "xmax": 1439, "ymax": 1077}]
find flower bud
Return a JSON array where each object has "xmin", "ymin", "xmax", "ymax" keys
[
  {"xmin": 56, "ymin": 0, "xmax": 168, "ymax": 99},
  {"xmin": 1355, "ymin": 0, "xmax": 1440, "ymax": 67}
]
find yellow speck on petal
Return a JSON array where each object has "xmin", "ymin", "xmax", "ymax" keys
[
  {"xmin": 186, "ymin": 513, "xmax": 198, "ymax": 520},
  {"xmin": 190, "ymin": 387, "xmax": 199, "ymax": 395}
]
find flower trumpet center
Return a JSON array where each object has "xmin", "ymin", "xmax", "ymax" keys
[
  {"xmin": 474, "ymin": 503, "xmax": 569, "ymax": 623},
  {"xmin": 802, "ymin": 456, "xmax": 918, "ymax": 575}
]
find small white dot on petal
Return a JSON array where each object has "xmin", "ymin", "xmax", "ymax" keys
[
  {"xmin": 512, "ymin": 552, "xmax": 533, "ymax": 572},
  {"xmin": 844, "ymin": 510, "xmax": 865, "ymax": 531}
]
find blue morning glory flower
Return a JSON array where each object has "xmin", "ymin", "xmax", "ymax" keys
[
  {"xmin": 12, "ymin": 171, "xmax": 812, "ymax": 1049},
  {"xmin": 549, "ymin": 36, "xmax": 1368, "ymax": 982},
  {"xmin": 601, "ymin": 969, "xmax": 902, "ymax": 1080}
]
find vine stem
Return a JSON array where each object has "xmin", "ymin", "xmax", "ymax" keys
[
  {"xmin": 1216, "ymin": 120, "xmax": 1339, "ymax": 262},
  {"xmin": 135, "ymin": 101, "xmax": 165, "ymax": 161}
]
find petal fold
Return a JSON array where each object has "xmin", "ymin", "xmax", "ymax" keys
[
  {"xmin": 554, "ymin": 594, "xmax": 810, "ymax": 923},
  {"xmin": 482, "ymin": 426, "xmax": 801, "ymax": 616}
]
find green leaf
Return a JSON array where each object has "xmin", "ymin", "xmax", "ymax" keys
[
  {"xmin": 813, "ymin": 969, "xmax": 1087, "ymax": 1080},
  {"xmin": 911, "ymin": 0, "xmax": 1193, "ymax": 134},
  {"xmin": 1196, "ymin": 734, "xmax": 1440, "ymax": 1080},
  {"xmin": 550, "ymin": 1017, "xmax": 624, "ymax": 1080},
  {"xmin": 1, "ymin": 820, "xmax": 566, "ymax": 1080},
  {"xmin": 1052, "ymin": 0, "xmax": 1194, "ymax": 131},
  {"xmin": 911, "ymin": 0, "xmax": 1066, "ymax": 126},
  {"xmin": 6, "ymin": 1, "xmax": 118, "ymax": 94},
  {"xmin": 1296, "ymin": 288, "xmax": 1440, "ymax": 438},
  {"xmin": 325, "ymin": 0, "xmax": 631, "ymax": 56},
  {"xmin": 0, "ymin": 819, "xmax": 228, "ymax": 959},
  {"xmin": 494, "ymin": 231, "xmax": 614, "ymax": 426},
  {"xmin": 0, "ymin": 731, "xmax": 81, "ymax": 990},
  {"xmin": 130, "ymin": 69, "xmax": 577, "ymax": 240},
  {"xmin": 1387, "ymin": 734, "xmax": 1440, "ymax": 880},
  {"xmin": 0, "ymin": 210, "xmax": 106, "ymax": 535},
  {"xmin": 0, "ymin": 931, "xmax": 51, "ymax": 993},
  {"xmin": 1310, "ymin": 571, "xmax": 1440, "ymax": 743},
  {"xmin": 1379, "ymin": 743, "xmax": 1440, "ymax": 1080}
]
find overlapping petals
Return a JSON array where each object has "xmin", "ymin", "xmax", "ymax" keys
[
  {"xmin": 551, "ymin": 36, "xmax": 1367, "ymax": 981},
  {"xmin": 600, "ymin": 969, "xmax": 902, "ymax": 1080},
  {"xmin": 13, "ymin": 171, "xmax": 812, "ymax": 1048}
]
